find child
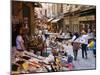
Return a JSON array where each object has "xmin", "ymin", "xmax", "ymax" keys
[
  {"xmin": 88, "ymin": 38, "xmax": 96, "ymax": 57},
  {"xmin": 66, "ymin": 55, "xmax": 74, "ymax": 70}
]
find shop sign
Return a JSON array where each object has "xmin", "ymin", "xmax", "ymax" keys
[{"xmin": 79, "ymin": 15, "xmax": 95, "ymax": 21}]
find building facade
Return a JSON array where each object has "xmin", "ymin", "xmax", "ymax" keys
[
  {"xmin": 12, "ymin": 1, "xmax": 42, "ymax": 35},
  {"xmin": 63, "ymin": 5, "xmax": 96, "ymax": 33},
  {"xmin": 12, "ymin": 1, "xmax": 96, "ymax": 34}
]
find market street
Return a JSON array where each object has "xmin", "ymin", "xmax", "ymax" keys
[
  {"xmin": 46, "ymin": 43, "xmax": 96, "ymax": 71},
  {"xmin": 73, "ymin": 50, "xmax": 96, "ymax": 70},
  {"xmin": 11, "ymin": 1, "xmax": 96, "ymax": 74},
  {"xmin": 65, "ymin": 44, "xmax": 96, "ymax": 70}
]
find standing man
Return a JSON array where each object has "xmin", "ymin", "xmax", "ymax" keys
[{"xmin": 80, "ymin": 30, "xmax": 89, "ymax": 59}]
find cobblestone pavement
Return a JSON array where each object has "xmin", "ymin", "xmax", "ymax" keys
[
  {"xmin": 73, "ymin": 50, "xmax": 96, "ymax": 70},
  {"xmin": 67, "ymin": 44, "xmax": 96, "ymax": 70}
]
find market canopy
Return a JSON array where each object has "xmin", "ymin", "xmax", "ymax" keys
[
  {"xmin": 51, "ymin": 18, "xmax": 61, "ymax": 23},
  {"xmin": 47, "ymin": 18, "xmax": 54, "ymax": 22},
  {"xmin": 32, "ymin": 2, "xmax": 42, "ymax": 8}
]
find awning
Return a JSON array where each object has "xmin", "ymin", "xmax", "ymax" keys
[
  {"xmin": 79, "ymin": 7, "xmax": 96, "ymax": 16},
  {"xmin": 47, "ymin": 18, "xmax": 54, "ymax": 22},
  {"xmin": 51, "ymin": 18, "xmax": 61, "ymax": 23},
  {"xmin": 32, "ymin": 2, "xmax": 42, "ymax": 8}
]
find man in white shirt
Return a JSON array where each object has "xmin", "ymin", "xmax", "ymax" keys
[{"xmin": 80, "ymin": 30, "xmax": 89, "ymax": 59}]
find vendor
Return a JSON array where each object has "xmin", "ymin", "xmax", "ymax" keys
[{"xmin": 16, "ymin": 27, "xmax": 26, "ymax": 57}]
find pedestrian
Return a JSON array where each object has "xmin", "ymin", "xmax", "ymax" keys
[
  {"xmin": 88, "ymin": 38, "xmax": 96, "ymax": 57},
  {"xmin": 71, "ymin": 32, "xmax": 80, "ymax": 60},
  {"xmin": 87, "ymin": 28, "xmax": 95, "ymax": 50},
  {"xmin": 93, "ymin": 39, "xmax": 96, "ymax": 57},
  {"xmin": 80, "ymin": 30, "xmax": 89, "ymax": 59},
  {"xmin": 71, "ymin": 32, "xmax": 79, "ymax": 41},
  {"xmin": 87, "ymin": 28, "xmax": 94, "ymax": 39},
  {"xmin": 66, "ymin": 55, "xmax": 74, "ymax": 70},
  {"xmin": 72, "ymin": 38, "xmax": 81, "ymax": 60}
]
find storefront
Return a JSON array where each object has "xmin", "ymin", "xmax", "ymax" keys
[
  {"xmin": 12, "ymin": 1, "xmax": 42, "ymax": 35},
  {"xmin": 63, "ymin": 12, "xmax": 79, "ymax": 33},
  {"xmin": 51, "ymin": 18, "xmax": 64, "ymax": 33},
  {"xmin": 79, "ymin": 15, "xmax": 96, "ymax": 32},
  {"xmin": 79, "ymin": 7, "xmax": 96, "ymax": 33}
]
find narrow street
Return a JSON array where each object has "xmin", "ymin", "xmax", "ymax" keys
[
  {"xmin": 73, "ymin": 49, "xmax": 96, "ymax": 70},
  {"xmin": 46, "ymin": 44, "xmax": 96, "ymax": 70},
  {"xmin": 65, "ymin": 44, "xmax": 96, "ymax": 70}
]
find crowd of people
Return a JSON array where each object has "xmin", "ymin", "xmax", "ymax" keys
[{"xmin": 11, "ymin": 22, "xmax": 96, "ymax": 74}]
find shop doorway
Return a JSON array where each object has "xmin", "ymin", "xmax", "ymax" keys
[
  {"xmin": 79, "ymin": 20, "xmax": 96, "ymax": 33},
  {"xmin": 23, "ymin": 3, "xmax": 31, "ymax": 35}
]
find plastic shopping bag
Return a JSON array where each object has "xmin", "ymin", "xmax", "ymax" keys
[{"xmin": 88, "ymin": 41, "xmax": 94, "ymax": 48}]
